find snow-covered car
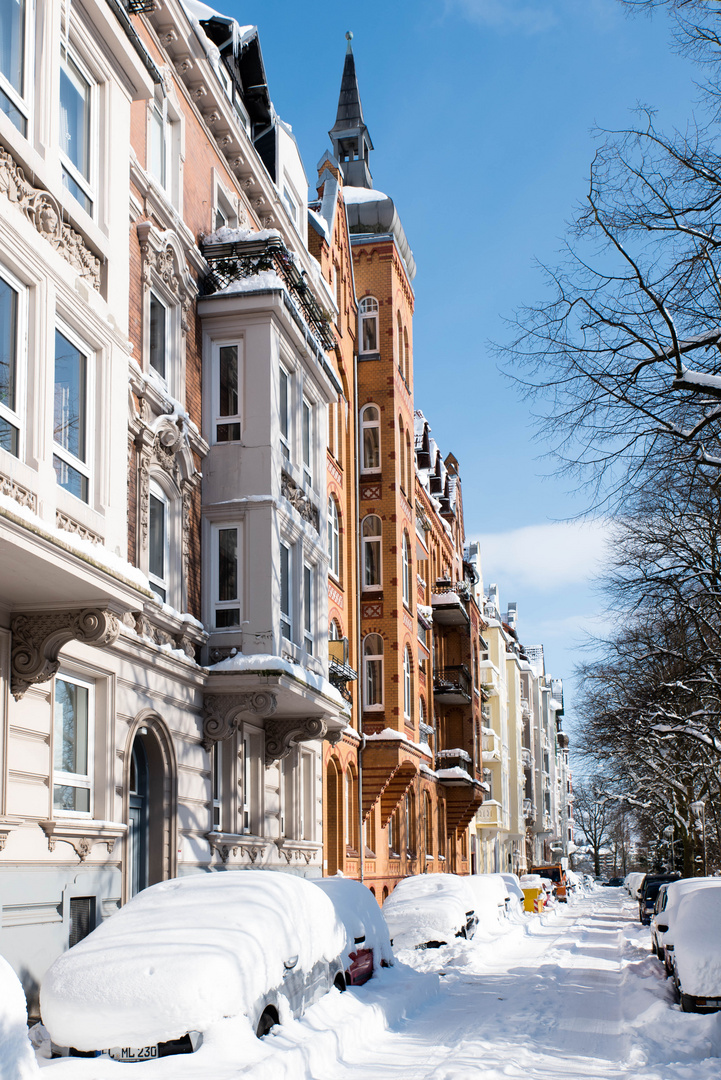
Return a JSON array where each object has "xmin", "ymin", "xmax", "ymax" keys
[
  {"xmin": 40, "ymin": 871, "xmax": 347, "ymax": 1060},
  {"xmin": 501, "ymin": 872, "xmax": 526, "ymax": 915},
  {"xmin": 669, "ymin": 886, "xmax": 721, "ymax": 1012},
  {"xmin": 625, "ymin": 871, "xmax": 646, "ymax": 899},
  {"xmin": 651, "ymin": 876, "xmax": 721, "ymax": 974},
  {"xmin": 638, "ymin": 872, "xmax": 680, "ymax": 925},
  {"xmin": 382, "ymin": 873, "xmax": 477, "ymax": 950},
  {"xmin": 465, "ymin": 874, "xmax": 510, "ymax": 924},
  {"xmin": 314, "ymin": 876, "xmax": 393, "ymax": 986}
]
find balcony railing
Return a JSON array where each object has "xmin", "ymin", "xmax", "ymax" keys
[
  {"xmin": 436, "ymin": 748, "xmax": 472, "ymax": 776},
  {"xmin": 476, "ymin": 800, "xmax": 502, "ymax": 828},
  {"xmin": 433, "ymin": 665, "xmax": 472, "ymax": 703},
  {"xmin": 202, "ymin": 234, "xmax": 335, "ymax": 351}
]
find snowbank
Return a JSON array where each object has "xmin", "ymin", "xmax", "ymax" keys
[
  {"xmin": 0, "ymin": 955, "xmax": 39, "ymax": 1080},
  {"xmin": 40, "ymin": 872, "xmax": 346, "ymax": 1052},
  {"xmin": 313, "ymin": 877, "xmax": 393, "ymax": 973}
]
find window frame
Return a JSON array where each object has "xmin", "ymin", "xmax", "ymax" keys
[
  {"xmin": 149, "ymin": 290, "xmax": 169, "ymax": 382},
  {"xmin": 327, "ymin": 495, "xmax": 340, "ymax": 581},
  {"xmin": 59, "ymin": 43, "xmax": 97, "ymax": 216},
  {"xmin": 212, "ymin": 522, "xmax": 241, "ymax": 629},
  {"xmin": 52, "ymin": 671, "xmax": 95, "ymax": 819},
  {"xmin": 363, "ymin": 633, "xmax": 384, "ymax": 710},
  {"xmin": 148, "ymin": 479, "xmax": 170, "ymax": 603},
  {"xmin": 303, "ymin": 561, "xmax": 314, "ymax": 655},
  {"xmin": 0, "ymin": 266, "xmax": 27, "ymax": 460},
  {"xmin": 403, "ymin": 645, "xmax": 412, "ymax": 721},
  {"xmin": 279, "ymin": 364, "xmax": 291, "ymax": 461},
  {"xmin": 53, "ymin": 321, "xmax": 93, "ymax": 504},
  {"xmin": 402, "ymin": 531, "xmax": 411, "ymax": 608},
  {"xmin": 212, "ymin": 340, "xmax": 242, "ymax": 444},
  {"xmin": 359, "ymin": 296, "xmax": 379, "ymax": 355},
  {"xmin": 302, "ymin": 397, "xmax": 313, "ymax": 488},
  {"xmin": 280, "ymin": 539, "xmax": 292, "ymax": 640},
  {"xmin": 360, "ymin": 403, "xmax": 381, "ymax": 474},
  {"xmin": 211, "ymin": 742, "xmax": 223, "ymax": 830},
  {"xmin": 147, "ymin": 87, "xmax": 181, "ymax": 207},
  {"xmin": 0, "ymin": 0, "xmax": 33, "ymax": 136},
  {"xmin": 361, "ymin": 514, "xmax": 382, "ymax": 591}
]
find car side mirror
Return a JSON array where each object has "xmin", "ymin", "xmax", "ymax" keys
[
  {"xmin": 283, "ymin": 955, "xmax": 299, "ymax": 970},
  {"xmin": 656, "ymin": 924, "xmax": 669, "ymax": 934}
]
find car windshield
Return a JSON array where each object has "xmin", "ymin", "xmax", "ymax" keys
[
  {"xmin": 645, "ymin": 883, "xmax": 663, "ymax": 901},
  {"xmin": 536, "ymin": 868, "xmax": 561, "ymax": 883}
]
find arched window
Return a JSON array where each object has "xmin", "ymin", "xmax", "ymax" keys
[
  {"xmin": 361, "ymin": 515, "xmax": 382, "ymax": 589},
  {"xmin": 363, "ymin": 633, "xmax": 384, "ymax": 708},
  {"xmin": 329, "ymin": 618, "xmax": 342, "ymax": 640},
  {"xmin": 397, "ymin": 312, "xmax": 403, "ymax": 371},
  {"xmin": 327, "ymin": 495, "xmax": 340, "ymax": 579},
  {"xmin": 360, "ymin": 404, "xmax": 380, "ymax": 473},
  {"xmin": 405, "ymin": 789, "xmax": 416, "ymax": 856},
  {"xmin": 403, "ymin": 645, "xmax": 412, "ymax": 720},
  {"xmin": 402, "ymin": 531, "xmax": 411, "ymax": 607},
  {"xmin": 397, "ymin": 415, "xmax": 405, "ymax": 491},
  {"xmin": 403, "ymin": 327, "xmax": 410, "ymax": 384},
  {"xmin": 359, "ymin": 296, "xmax": 379, "ymax": 354},
  {"xmin": 406, "ymin": 430, "xmax": 412, "ymax": 496},
  {"xmin": 424, "ymin": 791, "xmax": 433, "ymax": 857},
  {"xmin": 345, "ymin": 768, "xmax": 358, "ymax": 851}
]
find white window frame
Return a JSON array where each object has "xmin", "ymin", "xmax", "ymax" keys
[
  {"xmin": 303, "ymin": 562, "xmax": 314, "ymax": 655},
  {"xmin": 361, "ymin": 514, "xmax": 382, "ymax": 591},
  {"xmin": 402, "ymin": 531, "xmax": 411, "ymax": 608},
  {"xmin": 280, "ymin": 540, "xmax": 293, "ymax": 641},
  {"xmin": 149, "ymin": 290, "xmax": 169, "ymax": 382},
  {"xmin": 144, "ymin": 274, "xmax": 182, "ymax": 400},
  {"xmin": 213, "ymin": 185, "xmax": 238, "ymax": 233},
  {"xmin": 212, "ymin": 522, "xmax": 241, "ymax": 629},
  {"xmin": 327, "ymin": 496, "xmax": 340, "ymax": 580},
  {"xmin": 359, "ymin": 296, "xmax": 379, "ymax": 355},
  {"xmin": 0, "ymin": 265, "xmax": 27, "ymax": 460},
  {"xmin": 300, "ymin": 749, "xmax": 314, "ymax": 842},
  {"xmin": 0, "ymin": 0, "xmax": 33, "ymax": 137},
  {"xmin": 147, "ymin": 88, "xmax": 180, "ymax": 207},
  {"xmin": 53, "ymin": 671, "xmax": 94, "ymax": 818},
  {"xmin": 279, "ymin": 364, "xmax": 291, "ymax": 461},
  {"xmin": 148, "ymin": 479, "xmax": 170, "ymax": 603},
  {"xmin": 240, "ymin": 724, "xmax": 263, "ymax": 835},
  {"xmin": 363, "ymin": 633, "xmax": 384, "ymax": 710},
  {"xmin": 59, "ymin": 43, "xmax": 97, "ymax": 217},
  {"xmin": 360, "ymin": 403, "xmax": 381, "ymax": 474},
  {"xmin": 302, "ymin": 397, "xmax": 313, "ymax": 488},
  {"xmin": 53, "ymin": 320, "xmax": 93, "ymax": 504},
  {"xmin": 212, "ymin": 742, "xmax": 223, "ymax": 830},
  {"xmin": 212, "ymin": 340, "xmax": 242, "ymax": 444},
  {"xmin": 403, "ymin": 646, "xmax": 412, "ymax": 720}
]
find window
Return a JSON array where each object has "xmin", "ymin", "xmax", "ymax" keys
[
  {"xmin": 359, "ymin": 297, "xmax": 379, "ymax": 354},
  {"xmin": 303, "ymin": 563, "xmax": 314, "ymax": 654},
  {"xmin": 360, "ymin": 404, "xmax": 380, "ymax": 472},
  {"xmin": 300, "ymin": 750, "xmax": 314, "ymax": 841},
  {"xmin": 53, "ymin": 674, "xmax": 93, "ymax": 815},
  {"xmin": 279, "ymin": 366, "xmax": 290, "ymax": 460},
  {"xmin": 402, "ymin": 532, "xmax": 411, "ymax": 607},
  {"xmin": 239, "ymin": 727, "xmax": 263, "ymax": 835},
  {"xmin": 406, "ymin": 431, "xmax": 413, "ymax": 497},
  {"xmin": 405, "ymin": 790, "xmax": 416, "ymax": 856},
  {"xmin": 398, "ymin": 417, "xmax": 405, "ymax": 492},
  {"xmin": 53, "ymin": 328, "xmax": 90, "ymax": 502},
  {"xmin": 149, "ymin": 292, "xmax": 167, "ymax": 380},
  {"xmin": 213, "ymin": 184, "xmax": 237, "ymax": 233},
  {"xmin": 329, "ymin": 618, "xmax": 341, "ymax": 641},
  {"xmin": 283, "ymin": 185, "xmax": 298, "ymax": 226},
  {"xmin": 403, "ymin": 646, "xmax": 412, "ymax": 720},
  {"xmin": 59, "ymin": 47, "xmax": 94, "ymax": 214},
  {"xmin": 148, "ymin": 482, "xmax": 169, "ymax": 602},
  {"xmin": 397, "ymin": 312, "xmax": 403, "ymax": 371},
  {"xmin": 361, "ymin": 515, "xmax": 382, "ymax": 590},
  {"xmin": 302, "ymin": 398, "xmax": 312, "ymax": 487},
  {"xmin": 0, "ymin": 271, "xmax": 24, "ymax": 457},
  {"xmin": 69, "ymin": 896, "xmax": 96, "ymax": 948},
  {"xmin": 212, "ymin": 743, "xmax": 222, "ymax": 829},
  {"xmin": 363, "ymin": 634, "xmax": 383, "ymax": 709},
  {"xmin": 215, "ymin": 525, "xmax": 240, "ymax": 627},
  {"xmin": 0, "ymin": 0, "xmax": 30, "ymax": 135},
  {"xmin": 404, "ymin": 328, "xmax": 410, "ymax": 383},
  {"xmin": 424, "ymin": 792, "xmax": 433, "ymax": 857},
  {"xmin": 327, "ymin": 496, "xmax": 340, "ymax": 580},
  {"xmin": 213, "ymin": 343, "xmax": 241, "ymax": 443},
  {"xmin": 388, "ymin": 808, "xmax": 400, "ymax": 856},
  {"xmin": 280, "ymin": 541, "xmax": 292, "ymax": 639}
]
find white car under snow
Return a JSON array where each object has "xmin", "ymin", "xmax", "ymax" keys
[
  {"xmin": 40, "ymin": 871, "xmax": 347, "ymax": 1060},
  {"xmin": 671, "ymin": 885, "xmax": 721, "ymax": 1012},
  {"xmin": 382, "ymin": 873, "xmax": 477, "ymax": 950}
]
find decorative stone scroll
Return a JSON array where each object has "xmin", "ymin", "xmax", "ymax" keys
[
  {"xmin": 137, "ymin": 221, "xmax": 196, "ymax": 333},
  {"xmin": 280, "ymin": 471, "xmax": 319, "ymax": 532},
  {"xmin": 274, "ymin": 839, "xmax": 321, "ymax": 866},
  {"xmin": 0, "ymin": 471, "xmax": 37, "ymax": 512},
  {"xmin": 38, "ymin": 820, "xmax": 127, "ymax": 861},
  {"xmin": 0, "ymin": 143, "xmax": 101, "ymax": 289},
  {"xmin": 11, "ymin": 608, "xmax": 120, "ymax": 699},
  {"xmin": 201, "ymin": 692, "xmax": 278, "ymax": 751},
  {"xmin": 206, "ymin": 832, "xmax": 274, "ymax": 865},
  {"xmin": 264, "ymin": 716, "xmax": 338, "ymax": 765}
]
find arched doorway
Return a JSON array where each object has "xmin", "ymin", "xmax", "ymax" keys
[{"xmin": 126, "ymin": 715, "xmax": 177, "ymax": 900}]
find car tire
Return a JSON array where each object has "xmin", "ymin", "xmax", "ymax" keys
[
  {"xmin": 334, "ymin": 972, "xmax": 347, "ymax": 993},
  {"xmin": 256, "ymin": 1007, "xmax": 279, "ymax": 1038}
]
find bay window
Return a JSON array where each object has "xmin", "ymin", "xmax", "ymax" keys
[
  {"xmin": 215, "ymin": 525, "xmax": 240, "ymax": 628},
  {"xmin": 0, "ymin": 272, "xmax": 24, "ymax": 457},
  {"xmin": 0, "ymin": 0, "xmax": 30, "ymax": 135},
  {"xmin": 53, "ymin": 328, "xmax": 90, "ymax": 503},
  {"xmin": 213, "ymin": 342, "xmax": 241, "ymax": 443},
  {"xmin": 53, "ymin": 674, "xmax": 93, "ymax": 816},
  {"xmin": 280, "ymin": 541, "xmax": 292, "ymax": 639}
]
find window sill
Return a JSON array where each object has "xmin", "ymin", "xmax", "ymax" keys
[
  {"xmin": 358, "ymin": 352, "xmax": 381, "ymax": 362},
  {"xmin": 207, "ymin": 831, "xmax": 276, "ymax": 865},
  {"xmin": 39, "ymin": 819, "xmax": 127, "ymax": 862}
]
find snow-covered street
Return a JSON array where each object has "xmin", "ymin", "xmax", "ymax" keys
[{"xmin": 32, "ymin": 887, "xmax": 721, "ymax": 1080}]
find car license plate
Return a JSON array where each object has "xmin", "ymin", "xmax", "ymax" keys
[{"xmin": 107, "ymin": 1045, "xmax": 159, "ymax": 1062}]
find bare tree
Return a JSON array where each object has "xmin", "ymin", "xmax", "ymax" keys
[{"xmin": 573, "ymin": 782, "xmax": 617, "ymax": 876}]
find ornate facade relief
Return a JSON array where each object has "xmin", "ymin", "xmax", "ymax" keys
[
  {"xmin": 136, "ymin": 221, "xmax": 196, "ymax": 333},
  {"xmin": 38, "ymin": 820, "xmax": 127, "ymax": 861},
  {"xmin": 0, "ymin": 143, "xmax": 101, "ymax": 289},
  {"xmin": 280, "ymin": 470, "xmax": 320, "ymax": 532},
  {"xmin": 201, "ymin": 692, "xmax": 278, "ymax": 751},
  {"xmin": 264, "ymin": 716, "xmax": 341, "ymax": 765},
  {"xmin": 0, "ymin": 471, "xmax": 37, "ymax": 513},
  {"xmin": 206, "ymin": 832, "xmax": 275, "ymax": 865},
  {"xmin": 11, "ymin": 608, "xmax": 121, "ymax": 699}
]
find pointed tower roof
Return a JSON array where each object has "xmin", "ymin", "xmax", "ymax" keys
[{"xmin": 329, "ymin": 32, "xmax": 374, "ymax": 188}]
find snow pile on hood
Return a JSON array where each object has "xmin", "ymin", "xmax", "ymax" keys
[
  {"xmin": 0, "ymin": 955, "xmax": 39, "ymax": 1079},
  {"xmin": 519, "ymin": 874, "xmax": 544, "ymax": 889},
  {"xmin": 314, "ymin": 877, "xmax": 394, "ymax": 972},
  {"xmin": 464, "ymin": 874, "xmax": 508, "ymax": 925},
  {"xmin": 382, "ymin": 874, "xmax": 474, "ymax": 950},
  {"xmin": 40, "ymin": 872, "xmax": 346, "ymax": 1052},
  {"xmin": 672, "ymin": 885, "xmax": 721, "ymax": 996}
]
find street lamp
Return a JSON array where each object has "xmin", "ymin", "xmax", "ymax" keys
[
  {"xmin": 690, "ymin": 801, "xmax": 707, "ymax": 876},
  {"xmin": 663, "ymin": 825, "xmax": 676, "ymax": 872}
]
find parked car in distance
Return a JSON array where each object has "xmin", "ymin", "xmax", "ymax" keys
[
  {"xmin": 531, "ymin": 864, "xmax": 568, "ymax": 901},
  {"xmin": 606, "ymin": 877, "xmax": 625, "ymax": 887},
  {"xmin": 625, "ymin": 872, "xmax": 646, "ymax": 899},
  {"xmin": 382, "ymin": 874, "xmax": 477, "ymax": 950},
  {"xmin": 40, "ymin": 871, "xmax": 347, "ymax": 1059},
  {"xmin": 669, "ymin": 886, "xmax": 721, "ymax": 1012},
  {"xmin": 314, "ymin": 876, "xmax": 393, "ymax": 986},
  {"xmin": 500, "ymin": 873, "xmax": 526, "ymax": 916},
  {"xmin": 638, "ymin": 873, "xmax": 680, "ymax": 925},
  {"xmin": 650, "ymin": 876, "xmax": 721, "ymax": 974}
]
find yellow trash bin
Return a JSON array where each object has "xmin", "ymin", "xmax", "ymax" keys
[{"xmin": 520, "ymin": 874, "xmax": 546, "ymax": 913}]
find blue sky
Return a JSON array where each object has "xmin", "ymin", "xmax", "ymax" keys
[{"xmin": 223, "ymin": 0, "xmax": 700, "ymax": 724}]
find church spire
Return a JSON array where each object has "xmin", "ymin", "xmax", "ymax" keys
[{"xmin": 329, "ymin": 32, "xmax": 374, "ymax": 189}]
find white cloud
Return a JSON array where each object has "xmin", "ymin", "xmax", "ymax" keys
[
  {"xmin": 445, "ymin": 0, "xmax": 557, "ymax": 33},
  {"xmin": 470, "ymin": 519, "xmax": 613, "ymax": 593}
]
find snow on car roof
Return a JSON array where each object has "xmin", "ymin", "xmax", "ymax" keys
[
  {"xmin": 673, "ymin": 886, "xmax": 721, "ymax": 997},
  {"xmin": 314, "ymin": 877, "xmax": 394, "ymax": 971},
  {"xmin": 382, "ymin": 874, "xmax": 474, "ymax": 948},
  {"xmin": 40, "ymin": 871, "xmax": 346, "ymax": 1052},
  {"xmin": 465, "ymin": 875, "xmax": 509, "ymax": 923}
]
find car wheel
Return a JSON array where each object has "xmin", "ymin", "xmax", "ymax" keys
[
  {"xmin": 651, "ymin": 938, "xmax": 657, "ymax": 956},
  {"xmin": 334, "ymin": 972, "xmax": 347, "ymax": 993},
  {"xmin": 256, "ymin": 1007, "xmax": 279, "ymax": 1038}
]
